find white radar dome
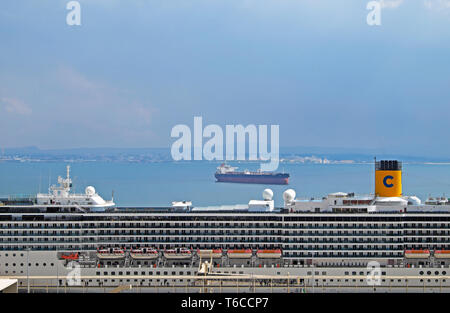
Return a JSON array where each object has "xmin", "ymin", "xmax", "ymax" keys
[
  {"xmin": 283, "ymin": 189, "xmax": 296, "ymax": 202},
  {"xmin": 408, "ymin": 196, "xmax": 421, "ymax": 206},
  {"xmin": 262, "ymin": 189, "xmax": 274, "ymax": 201},
  {"xmin": 85, "ymin": 186, "xmax": 96, "ymax": 196}
]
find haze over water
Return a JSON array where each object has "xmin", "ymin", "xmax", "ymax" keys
[{"xmin": 1, "ymin": 162, "xmax": 450, "ymax": 207}]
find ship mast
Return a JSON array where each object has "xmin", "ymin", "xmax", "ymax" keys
[{"xmin": 374, "ymin": 157, "xmax": 377, "ymax": 198}]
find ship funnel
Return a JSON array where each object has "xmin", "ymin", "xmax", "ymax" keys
[{"xmin": 375, "ymin": 160, "xmax": 402, "ymax": 197}]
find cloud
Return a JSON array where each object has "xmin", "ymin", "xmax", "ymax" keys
[
  {"xmin": 380, "ymin": 0, "xmax": 404, "ymax": 9},
  {"xmin": 57, "ymin": 66, "xmax": 101, "ymax": 92},
  {"xmin": 48, "ymin": 66, "xmax": 158, "ymax": 146},
  {"xmin": 0, "ymin": 65, "xmax": 159, "ymax": 148},
  {"xmin": 424, "ymin": 0, "xmax": 450, "ymax": 10},
  {"xmin": 1, "ymin": 97, "xmax": 32, "ymax": 115}
]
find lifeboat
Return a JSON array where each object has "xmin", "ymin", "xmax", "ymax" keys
[
  {"xmin": 256, "ymin": 249, "xmax": 282, "ymax": 259},
  {"xmin": 130, "ymin": 248, "xmax": 159, "ymax": 260},
  {"xmin": 164, "ymin": 248, "xmax": 192, "ymax": 260},
  {"xmin": 96, "ymin": 247, "xmax": 126, "ymax": 260},
  {"xmin": 227, "ymin": 249, "xmax": 252, "ymax": 259},
  {"xmin": 404, "ymin": 249, "xmax": 430, "ymax": 259},
  {"xmin": 197, "ymin": 249, "xmax": 223, "ymax": 259},
  {"xmin": 61, "ymin": 252, "xmax": 79, "ymax": 260},
  {"xmin": 434, "ymin": 250, "xmax": 450, "ymax": 259}
]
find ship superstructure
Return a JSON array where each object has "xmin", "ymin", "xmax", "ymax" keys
[
  {"xmin": 0, "ymin": 165, "xmax": 114, "ymax": 212},
  {"xmin": 1, "ymin": 160, "xmax": 450, "ymax": 293}
]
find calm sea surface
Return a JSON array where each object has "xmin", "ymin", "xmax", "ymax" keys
[{"xmin": 1, "ymin": 161, "xmax": 450, "ymax": 207}]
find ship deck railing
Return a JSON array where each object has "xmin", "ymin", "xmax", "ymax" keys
[{"xmin": 0, "ymin": 224, "xmax": 444, "ymax": 230}]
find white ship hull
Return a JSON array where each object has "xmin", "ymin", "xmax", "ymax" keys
[{"xmin": 2, "ymin": 251, "xmax": 450, "ymax": 293}]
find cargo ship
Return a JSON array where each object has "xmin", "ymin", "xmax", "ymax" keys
[{"xmin": 214, "ymin": 163, "xmax": 289, "ymax": 185}]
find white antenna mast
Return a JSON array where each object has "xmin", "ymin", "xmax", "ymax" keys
[{"xmin": 48, "ymin": 169, "xmax": 51, "ymax": 193}]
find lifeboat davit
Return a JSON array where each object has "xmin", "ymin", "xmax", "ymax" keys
[
  {"xmin": 434, "ymin": 250, "xmax": 450, "ymax": 259},
  {"xmin": 404, "ymin": 249, "xmax": 430, "ymax": 259},
  {"xmin": 256, "ymin": 249, "xmax": 282, "ymax": 259},
  {"xmin": 61, "ymin": 252, "xmax": 79, "ymax": 260},
  {"xmin": 197, "ymin": 249, "xmax": 223, "ymax": 259},
  {"xmin": 130, "ymin": 248, "xmax": 159, "ymax": 260},
  {"xmin": 164, "ymin": 248, "xmax": 192, "ymax": 260},
  {"xmin": 227, "ymin": 249, "xmax": 252, "ymax": 259},
  {"xmin": 96, "ymin": 247, "xmax": 126, "ymax": 260}
]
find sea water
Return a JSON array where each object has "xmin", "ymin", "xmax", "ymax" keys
[{"xmin": 1, "ymin": 161, "xmax": 450, "ymax": 207}]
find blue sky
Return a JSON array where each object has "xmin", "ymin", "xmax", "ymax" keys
[{"xmin": 1, "ymin": 0, "xmax": 450, "ymax": 156}]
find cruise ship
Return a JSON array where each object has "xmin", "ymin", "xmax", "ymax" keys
[{"xmin": 1, "ymin": 161, "xmax": 450, "ymax": 293}]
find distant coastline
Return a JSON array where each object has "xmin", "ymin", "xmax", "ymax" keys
[{"xmin": 2, "ymin": 146, "xmax": 450, "ymax": 165}]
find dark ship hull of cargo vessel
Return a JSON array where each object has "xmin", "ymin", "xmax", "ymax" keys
[{"xmin": 215, "ymin": 172, "xmax": 289, "ymax": 185}]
